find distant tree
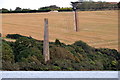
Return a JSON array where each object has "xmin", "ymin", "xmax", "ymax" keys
[
  {"xmin": 118, "ymin": 2, "xmax": 120, "ymax": 9},
  {"xmin": 15, "ymin": 7, "xmax": 22, "ymax": 11},
  {"xmin": 38, "ymin": 5, "xmax": 60, "ymax": 11},
  {"xmin": 49, "ymin": 5, "xmax": 60, "ymax": 10},
  {"xmin": 1, "ymin": 8, "xmax": 9, "ymax": 13},
  {"xmin": 72, "ymin": 1, "xmax": 118, "ymax": 11},
  {"xmin": 22, "ymin": 8, "xmax": 31, "ymax": 13},
  {"xmin": 58, "ymin": 7, "xmax": 72, "ymax": 12}
]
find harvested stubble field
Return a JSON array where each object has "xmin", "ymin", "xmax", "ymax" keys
[{"xmin": 2, "ymin": 10, "xmax": 118, "ymax": 50}]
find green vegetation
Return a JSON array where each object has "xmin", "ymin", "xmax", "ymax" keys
[
  {"xmin": 72, "ymin": 1, "xmax": 118, "ymax": 11},
  {"xmin": 58, "ymin": 8, "xmax": 73, "ymax": 12},
  {"xmin": 1, "ymin": 34, "xmax": 120, "ymax": 71},
  {"xmin": 1, "ymin": 2, "xmax": 120, "ymax": 13},
  {"xmin": 1, "ymin": 5, "xmax": 72, "ymax": 13},
  {"xmin": 6, "ymin": 34, "xmax": 32, "ymax": 39}
]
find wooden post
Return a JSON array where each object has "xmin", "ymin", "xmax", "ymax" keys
[
  {"xmin": 74, "ymin": 10, "xmax": 78, "ymax": 32},
  {"xmin": 118, "ymin": 8, "xmax": 120, "ymax": 52},
  {"xmin": 43, "ymin": 18, "xmax": 50, "ymax": 63},
  {"xmin": 72, "ymin": 2, "xmax": 79, "ymax": 32}
]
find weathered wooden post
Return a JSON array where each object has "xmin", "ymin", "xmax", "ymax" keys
[
  {"xmin": 71, "ymin": 2, "xmax": 79, "ymax": 32},
  {"xmin": 71, "ymin": 1, "xmax": 83, "ymax": 32},
  {"xmin": 74, "ymin": 8, "xmax": 78, "ymax": 32},
  {"xmin": 43, "ymin": 18, "xmax": 50, "ymax": 63},
  {"xmin": 118, "ymin": 2, "xmax": 120, "ymax": 52}
]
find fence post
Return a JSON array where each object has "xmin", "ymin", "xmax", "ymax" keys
[
  {"xmin": 74, "ymin": 10, "xmax": 78, "ymax": 32},
  {"xmin": 43, "ymin": 18, "xmax": 50, "ymax": 63}
]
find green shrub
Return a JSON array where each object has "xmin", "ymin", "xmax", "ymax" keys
[
  {"xmin": 6, "ymin": 34, "xmax": 32, "ymax": 39},
  {"xmin": 2, "ymin": 42, "xmax": 14, "ymax": 63},
  {"xmin": 2, "ymin": 34, "xmax": 120, "ymax": 71}
]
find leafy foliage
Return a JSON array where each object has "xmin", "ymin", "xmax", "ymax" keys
[
  {"xmin": 58, "ymin": 8, "xmax": 73, "ymax": 12},
  {"xmin": 6, "ymin": 34, "xmax": 32, "ymax": 39},
  {"xmin": 2, "ymin": 34, "xmax": 120, "ymax": 71},
  {"xmin": 72, "ymin": 1, "xmax": 118, "ymax": 11},
  {"xmin": 1, "ymin": 2, "xmax": 119, "ymax": 13}
]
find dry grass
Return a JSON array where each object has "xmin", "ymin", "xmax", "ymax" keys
[{"xmin": 2, "ymin": 10, "xmax": 118, "ymax": 50}]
